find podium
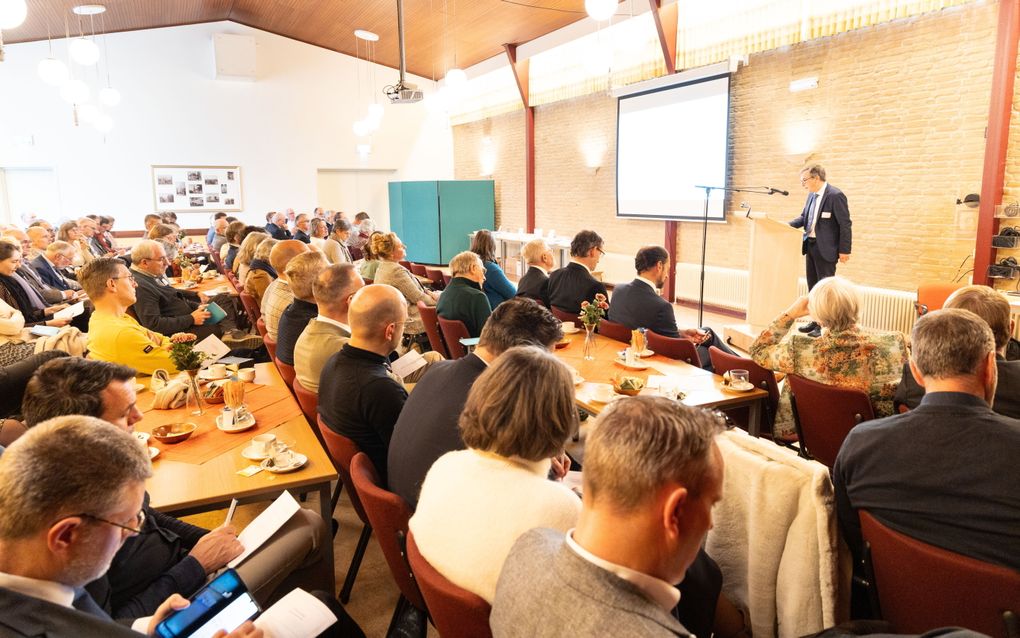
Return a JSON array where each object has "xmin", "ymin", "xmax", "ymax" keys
[{"xmin": 725, "ymin": 215, "xmax": 803, "ymax": 351}]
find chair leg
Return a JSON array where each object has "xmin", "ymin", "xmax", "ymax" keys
[
  {"xmin": 385, "ymin": 594, "xmax": 408, "ymax": 637},
  {"xmin": 339, "ymin": 524, "xmax": 373, "ymax": 603}
]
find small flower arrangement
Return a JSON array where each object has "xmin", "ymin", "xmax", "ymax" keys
[
  {"xmin": 579, "ymin": 293, "xmax": 609, "ymax": 326},
  {"xmin": 168, "ymin": 333, "xmax": 205, "ymax": 371}
]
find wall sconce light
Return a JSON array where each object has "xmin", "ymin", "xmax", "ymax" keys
[
  {"xmin": 789, "ymin": 77, "xmax": 819, "ymax": 93},
  {"xmin": 480, "ymin": 137, "xmax": 496, "ymax": 177},
  {"xmin": 581, "ymin": 138, "xmax": 606, "ymax": 175}
]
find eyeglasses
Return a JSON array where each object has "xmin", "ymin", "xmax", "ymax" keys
[
  {"xmin": 800, "ymin": 175, "xmax": 816, "ymax": 184},
  {"xmin": 71, "ymin": 509, "xmax": 146, "ymax": 535},
  {"xmin": 596, "ymin": 247, "xmax": 606, "ymax": 255}
]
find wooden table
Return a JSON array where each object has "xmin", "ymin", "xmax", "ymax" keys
[
  {"xmin": 140, "ymin": 362, "xmax": 338, "ymax": 590},
  {"xmin": 554, "ymin": 330, "xmax": 769, "ymax": 435},
  {"xmin": 170, "ymin": 273, "xmax": 236, "ymax": 297}
]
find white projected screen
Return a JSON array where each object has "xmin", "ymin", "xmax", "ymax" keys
[{"xmin": 616, "ymin": 75, "xmax": 730, "ymax": 221}]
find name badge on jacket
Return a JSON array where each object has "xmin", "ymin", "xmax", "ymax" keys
[{"xmin": 821, "ymin": 212, "xmax": 832, "ymax": 219}]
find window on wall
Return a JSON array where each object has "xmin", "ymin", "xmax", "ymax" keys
[{"xmin": 0, "ymin": 168, "xmax": 63, "ymax": 226}]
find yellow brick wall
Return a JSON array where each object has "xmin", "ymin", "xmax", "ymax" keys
[{"xmin": 454, "ymin": 2, "xmax": 1001, "ymax": 292}]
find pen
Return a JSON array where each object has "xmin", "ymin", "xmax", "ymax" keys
[{"xmin": 225, "ymin": 498, "xmax": 238, "ymax": 526}]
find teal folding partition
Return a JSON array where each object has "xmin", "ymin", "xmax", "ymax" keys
[{"xmin": 388, "ymin": 179, "xmax": 495, "ymax": 265}]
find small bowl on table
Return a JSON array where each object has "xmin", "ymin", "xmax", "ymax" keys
[
  {"xmin": 151, "ymin": 422, "xmax": 197, "ymax": 444},
  {"xmin": 612, "ymin": 376, "xmax": 646, "ymax": 396}
]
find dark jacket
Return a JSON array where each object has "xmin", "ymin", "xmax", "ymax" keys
[
  {"xmin": 894, "ymin": 356, "xmax": 1020, "ymax": 418},
  {"xmin": 265, "ymin": 223, "xmax": 292, "ymax": 241},
  {"xmin": 276, "ymin": 298, "xmax": 319, "ymax": 366},
  {"xmin": 318, "ymin": 344, "xmax": 408, "ymax": 480},
  {"xmin": 16, "ymin": 265, "xmax": 63, "ymax": 304},
  {"xmin": 0, "ymin": 587, "xmax": 140, "ymax": 637},
  {"xmin": 515, "ymin": 266, "xmax": 549, "ymax": 307},
  {"xmin": 607, "ymin": 278, "xmax": 678, "ymax": 338},
  {"xmin": 131, "ymin": 268, "xmax": 201, "ymax": 336},
  {"xmin": 387, "ymin": 353, "xmax": 487, "ymax": 509},
  {"xmin": 546, "ymin": 262, "xmax": 608, "ymax": 315},
  {"xmin": 789, "ymin": 183, "xmax": 852, "ymax": 262},
  {"xmin": 31, "ymin": 254, "xmax": 75, "ymax": 291},
  {"xmin": 294, "ymin": 230, "xmax": 311, "ymax": 244},
  {"xmin": 436, "ymin": 277, "xmax": 491, "ymax": 338}
]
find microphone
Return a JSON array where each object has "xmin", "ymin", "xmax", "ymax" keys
[{"xmin": 767, "ymin": 187, "xmax": 790, "ymax": 196}]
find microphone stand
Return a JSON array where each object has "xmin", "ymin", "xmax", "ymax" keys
[{"xmin": 692, "ymin": 185, "xmax": 785, "ymax": 327}]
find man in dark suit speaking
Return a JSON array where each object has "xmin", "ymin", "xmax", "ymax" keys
[
  {"xmin": 609, "ymin": 246, "xmax": 735, "ymax": 371},
  {"xmin": 789, "ymin": 164, "xmax": 852, "ymax": 336}
]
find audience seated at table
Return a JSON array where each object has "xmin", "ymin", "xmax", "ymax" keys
[
  {"xmin": 491, "ymin": 396, "xmax": 729, "ymax": 638},
  {"xmin": 31, "ymin": 241, "xmax": 82, "ymax": 293},
  {"xmin": 56, "ymin": 220, "xmax": 85, "ymax": 268},
  {"xmin": 265, "ymin": 211, "xmax": 292, "ymax": 241},
  {"xmin": 321, "ymin": 218, "xmax": 354, "ymax": 265},
  {"xmin": 894, "ymin": 285, "xmax": 1020, "ymax": 418},
  {"xmin": 207, "ymin": 211, "xmax": 228, "ymax": 248},
  {"xmin": 276, "ymin": 252, "xmax": 328, "ymax": 366},
  {"xmin": 82, "ymin": 257, "xmax": 179, "ymax": 375},
  {"xmin": 147, "ymin": 223, "xmax": 177, "ymax": 244},
  {"xmin": 261, "ymin": 240, "xmax": 310, "ymax": 340},
  {"xmin": 371, "ymin": 232, "xmax": 440, "ymax": 349},
  {"xmin": 244, "ymin": 237, "xmax": 278, "ymax": 306},
  {"xmin": 77, "ymin": 216, "xmax": 110, "ymax": 262},
  {"xmin": 96, "ymin": 215, "xmax": 119, "ymax": 253},
  {"xmin": 233, "ymin": 231, "xmax": 269, "ymax": 287},
  {"xmin": 1, "ymin": 233, "xmax": 71, "ymax": 306},
  {"xmin": 0, "ymin": 241, "xmax": 72, "ymax": 329},
  {"xmin": 357, "ymin": 231, "xmax": 383, "ymax": 281},
  {"xmin": 470, "ymin": 230, "xmax": 516, "ymax": 310},
  {"xmin": 18, "ymin": 357, "xmax": 330, "ymax": 621},
  {"xmin": 388, "ymin": 297, "xmax": 563, "ymax": 509},
  {"xmin": 833, "ymin": 308, "xmax": 1020, "ymax": 575},
  {"xmin": 436, "ymin": 251, "xmax": 491, "ymax": 338},
  {"xmin": 409, "ymin": 346, "xmax": 579, "ymax": 603},
  {"xmin": 143, "ymin": 213, "xmax": 161, "ymax": 233},
  {"xmin": 130, "ymin": 240, "xmax": 257, "ymax": 349},
  {"xmin": 294, "ymin": 264, "xmax": 365, "ymax": 393},
  {"xmin": 24, "ymin": 225, "xmax": 51, "ymax": 260},
  {"xmin": 610, "ymin": 245, "xmax": 736, "ymax": 371},
  {"xmin": 318, "ymin": 284, "xmax": 410, "ymax": 479},
  {"xmin": 749, "ymin": 276, "xmax": 908, "ymax": 438},
  {"xmin": 221, "ymin": 220, "xmax": 247, "ymax": 268},
  {"xmin": 308, "ymin": 218, "xmax": 329, "ymax": 252},
  {"xmin": 546, "ymin": 229, "xmax": 609, "ymax": 315},
  {"xmin": 293, "ymin": 214, "xmax": 312, "ymax": 244},
  {"xmin": 515, "ymin": 238, "xmax": 554, "ymax": 306},
  {"xmin": 347, "ymin": 212, "xmax": 373, "ymax": 261}
]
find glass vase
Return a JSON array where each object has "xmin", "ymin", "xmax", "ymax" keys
[
  {"xmin": 185, "ymin": 369, "xmax": 205, "ymax": 416},
  {"xmin": 583, "ymin": 323, "xmax": 597, "ymax": 361}
]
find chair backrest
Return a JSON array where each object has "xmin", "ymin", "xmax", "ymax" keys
[
  {"xmin": 239, "ymin": 291, "xmax": 262, "ymax": 322},
  {"xmin": 598, "ymin": 318, "xmax": 631, "ymax": 343},
  {"xmin": 787, "ymin": 374, "xmax": 874, "ymax": 467},
  {"xmin": 398, "ymin": 260, "xmax": 412, "ymax": 271},
  {"xmin": 317, "ymin": 416, "xmax": 370, "ymax": 524},
  {"xmin": 417, "ymin": 301, "xmax": 450, "ymax": 359},
  {"xmin": 262, "ymin": 332, "xmax": 277, "ymax": 360},
  {"xmin": 406, "ymin": 530, "xmax": 492, "ymax": 638},
  {"xmin": 647, "ymin": 331, "xmax": 701, "ymax": 367},
  {"xmin": 915, "ymin": 282, "xmax": 965, "ymax": 316},
  {"xmin": 349, "ymin": 452, "xmax": 427, "ymax": 610},
  {"xmin": 362, "ymin": 278, "xmax": 373, "ymax": 285},
  {"xmin": 424, "ymin": 267, "xmax": 445, "ymax": 290},
  {"xmin": 273, "ymin": 357, "xmax": 296, "ymax": 390},
  {"xmin": 291, "ymin": 376, "xmax": 318, "ymax": 425},
  {"xmin": 437, "ymin": 317, "xmax": 470, "ymax": 359},
  {"xmin": 441, "ymin": 273, "xmax": 452, "ymax": 286},
  {"xmin": 409, "ymin": 263, "xmax": 428, "ymax": 277},
  {"xmin": 860, "ymin": 510, "xmax": 1020, "ymax": 638},
  {"xmin": 550, "ymin": 306, "xmax": 581, "ymax": 327},
  {"xmin": 709, "ymin": 346, "xmax": 780, "ymax": 435}
]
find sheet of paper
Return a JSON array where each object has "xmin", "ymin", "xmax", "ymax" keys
[
  {"xmin": 563, "ymin": 470, "xmax": 583, "ymax": 492},
  {"xmin": 53, "ymin": 301, "xmax": 85, "ymax": 321},
  {"xmin": 217, "ymin": 356, "xmax": 254, "ymax": 366},
  {"xmin": 645, "ymin": 375, "xmax": 669, "ymax": 390},
  {"xmin": 228, "ymin": 491, "xmax": 301, "ymax": 568},
  {"xmin": 254, "ymin": 588, "xmax": 337, "ymax": 638},
  {"xmin": 194, "ymin": 334, "xmax": 231, "ymax": 363},
  {"xmin": 391, "ymin": 349, "xmax": 426, "ymax": 380}
]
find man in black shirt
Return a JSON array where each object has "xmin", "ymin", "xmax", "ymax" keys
[
  {"xmin": 388, "ymin": 298, "xmax": 563, "ymax": 509},
  {"xmin": 318, "ymin": 284, "xmax": 409, "ymax": 479},
  {"xmin": 546, "ymin": 230, "xmax": 608, "ymax": 315},
  {"xmin": 276, "ymin": 252, "xmax": 328, "ymax": 366}
]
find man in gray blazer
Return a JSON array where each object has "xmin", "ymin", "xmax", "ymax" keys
[{"xmin": 491, "ymin": 396, "xmax": 725, "ymax": 638}]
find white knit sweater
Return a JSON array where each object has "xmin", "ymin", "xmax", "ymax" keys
[{"xmin": 409, "ymin": 448, "xmax": 581, "ymax": 603}]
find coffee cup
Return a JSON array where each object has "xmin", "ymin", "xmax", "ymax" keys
[
  {"xmin": 237, "ymin": 368, "xmax": 256, "ymax": 382},
  {"xmin": 592, "ymin": 383, "xmax": 615, "ymax": 403},
  {"xmin": 730, "ymin": 369, "xmax": 750, "ymax": 388},
  {"xmin": 251, "ymin": 433, "xmax": 277, "ymax": 456},
  {"xmin": 209, "ymin": 363, "xmax": 228, "ymax": 378},
  {"xmin": 270, "ymin": 448, "xmax": 294, "ymax": 468},
  {"xmin": 134, "ymin": 431, "xmax": 150, "ymax": 449}
]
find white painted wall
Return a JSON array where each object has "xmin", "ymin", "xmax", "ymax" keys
[{"xmin": 0, "ymin": 21, "xmax": 454, "ymax": 230}]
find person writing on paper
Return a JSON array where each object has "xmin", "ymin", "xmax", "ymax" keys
[
  {"xmin": 19, "ymin": 357, "xmax": 330, "ymax": 622},
  {"xmin": 0, "ymin": 415, "xmax": 262, "ymax": 638},
  {"xmin": 788, "ymin": 164, "xmax": 852, "ymax": 338}
]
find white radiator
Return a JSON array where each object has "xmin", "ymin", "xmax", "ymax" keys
[{"xmin": 674, "ymin": 263, "xmax": 917, "ymax": 335}]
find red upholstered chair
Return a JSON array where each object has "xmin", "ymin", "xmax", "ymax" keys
[
  {"xmin": 410, "ymin": 263, "xmax": 428, "ymax": 277},
  {"xmin": 647, "ymin": 331, "xmax": 701, "ymax": 367},
  {"xmin": 915, "ymin": 282, "xmax": 965, "ymax": 316},
  {"xmin": 398, "ymin": 260, "xmax": 412, "ymax": 271},
  {"xmin": 441, "ymin": 273, "xmax": 452, "ymax": 286},
  {"xmin": 239, "ymin": 291, "xmax": 261, "ymax": 322},
  {"xmin": 550, "ymin": 306, "xmax": 581, "ymax": 328},
  {"xmin": 437, "ymin": 317, "xmax": 470, "ymax": 359},
  {"xmin": 262, "ymin": 332, "xmax": 277, "ymax": 361},
  {"xmin": 787, "ymin": 374, "xmax": 874, "ymax": 468},
  {"xmin": 349, "ymin": 453, "xmax": 428, "ymax": 634},
  {"xmin": 860, "ymin": 511, "xmax": 1020, "ymax": 638},
  {"xmin": 255, "ymin": 316, "xmax": 268, "ymax": 338},
  {"xmin": 418, "ymin": 301, "xmax": 450, "ymax": 359},
  {"xmin": 362, "ymin": 278, "xmax": 373, "ymax": 285},
  {"xmin": 273, "ymin": 357, "xmax": 295, "ymax": 391},
  {"xmin": 708, "ymin": 346, "xmax": 782, "ymax": 440},
  {"xmin": 316, "ymin": 417, "xmax": 373, "ymax": 604},
  {"xmin": 291, "ymin": 376, "xmax": 318, "ymax": 426},
  {"xmin": 407, "ymin": 530, "xmax": 492, "ymax": 638},
  {"xmin": 597, "ymin": 319, "xmax": 631, "ymax": 343},
  {"xmin": 425, "ymin": 267, "xmax": 445, "ymax": 290}
]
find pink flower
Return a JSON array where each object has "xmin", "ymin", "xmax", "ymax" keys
[
  {"xmin": 581, "ymin": 301, "xmax": 590, "ymax": 308},
  {"xmin": 599, "ymin": 301, "xmax": 609, "ymax": 309},
  {"xmin": 595, "ymin": 293, "xmax": 607, "ymax": 302}
]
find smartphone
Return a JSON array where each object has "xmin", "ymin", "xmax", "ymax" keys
[{"xmin": 154, "ymin": 569, "xmax": 260, "ymax": 638}]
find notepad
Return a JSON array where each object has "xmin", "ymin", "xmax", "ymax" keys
[
  {"xmin": 391, "ymin": 349, "xmax": 427, "ymax": 380},
  {"xmin": 254, "ymin": 589, "xmax": 337, "ymax": 638},
  {"xmin": 228, "ymin": 491, "xmax": 301, "ymax": 568},
  {"xmin": 53, "ymin": 301, "xmax": 84, "ymax": 321}
]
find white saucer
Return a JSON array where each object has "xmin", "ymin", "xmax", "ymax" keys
[
  {"xmin": 261, "ymin": 453, "xmax": 308, "ymax": 473},
  {"xmin": 561, "ymin": 325, "xmax": 580, "ymax": 334},
  {"xmin": 614, "ymin": 358, "xmax": 649, "ymax": 371},
  {"xmin": 216, "ymin": 412, "xmax": 256, "ymax": 432},
  {"xmin": 635, "ymin": 349, "xmax": 655, "ymax": 358},
  {"xmin": 199, "ymin": 369, "xmax": 229, "ymax": 381},
  {"xmin": 149, "ymin": 446, "xmax": 161, "ymax": 460},
  {"xmin": 590, "ymin": 393, "xmax": 624, "ymax": 404},
  {"xmin": 241, "ymin": 445, "xmax": 272, "ymax": 461},
  {"xmin": 724, "ymin": 381, "xmax": 756, "ymax": 393}
]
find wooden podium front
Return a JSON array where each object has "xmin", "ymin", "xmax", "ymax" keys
[{"xmin": 725, "ymin": 215, "xmax": 803, "ymax": 351}]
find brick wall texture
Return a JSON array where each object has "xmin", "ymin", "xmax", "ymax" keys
[{"xmin": 453, "ymin": 2, "xmax": 1005, "ymax": 292}]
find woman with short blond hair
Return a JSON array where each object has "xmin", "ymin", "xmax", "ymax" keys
[{"xmin": 371, "ymin": 232, "xmax": 439, "ymax": 340}]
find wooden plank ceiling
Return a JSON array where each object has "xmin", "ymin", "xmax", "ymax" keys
[{"xmin": 4, "ymin": 0, "xmax": 592, "ymax": 78}]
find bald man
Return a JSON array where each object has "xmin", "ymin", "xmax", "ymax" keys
[
  {"xmin": 25, "ymin": 227, "xmax": 50, "ymax": 259},
  {"xmin": 317, "ymin": 284, "xmax": 409, "ymax": 479},
  {"xmin": 260, "ymin": 240, "xmax": 310, "ymax": 340}
]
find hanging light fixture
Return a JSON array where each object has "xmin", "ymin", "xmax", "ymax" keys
[
  {"xmin": 444, "ymin": 68, "xmax": 466, "ymax": 88},
  {"xmin": 69, "ymin": 36, "xmax": 99, "ymax": 65},
  {"xmin": 38, "ymin": 56, "xmax": 69, "ymax": 85},
  {"xmin": 0, "ymin": 0, "xmax": 27, "ymax": 29},
  {"xmin": 60, "ymin": 78, "xmax": 90, "ymax": 103},
  {"xmin": 96, "ymin": 8, "xmax": 120, "ymax": 106},
  {"xmin": 585, "ymin": 0, "xmax": 617, "ymax": 21}
]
